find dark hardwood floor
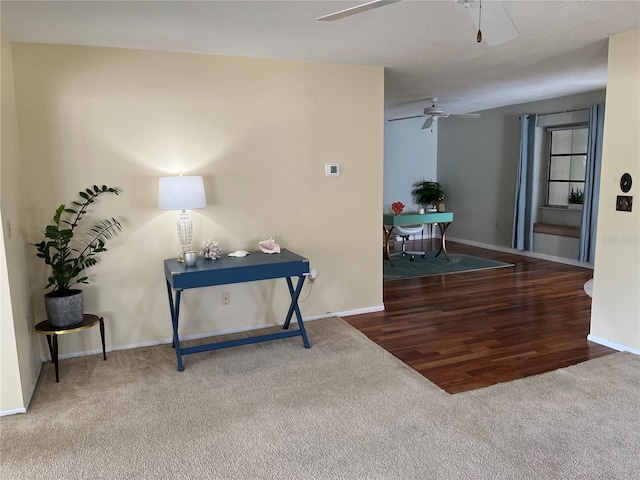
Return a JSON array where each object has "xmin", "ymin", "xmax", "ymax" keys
[{"xmin": 345, "ymin": 240, "xmax": 616, "ymax": 394}]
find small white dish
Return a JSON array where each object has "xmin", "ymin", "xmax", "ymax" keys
[{"xmin": 228, "ymin": 250, "xmax": 249, "ymax": 257}]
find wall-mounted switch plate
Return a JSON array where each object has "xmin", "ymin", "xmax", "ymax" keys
[
  {"xmin": 325, "ymin": 163, "xmax": 340, "ymax": 176},
  {"xmin": 616, "ymin": 195, "xmax": 633, "ymax": 212}
]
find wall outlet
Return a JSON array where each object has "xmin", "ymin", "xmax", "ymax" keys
[
  {"xmin": 222, "ymin": 292, "xmax": 230, "ymax": 305},
  {"xmin": 309, "ymin": 268, "xmax": 318, "ymax": 282},
  {"xmin": 616, "ymin": 195, "xmax": 632, "ymax": 212}
]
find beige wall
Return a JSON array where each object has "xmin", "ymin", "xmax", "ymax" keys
[
  {"xmin": 590, "ymin": 30, "xmax": 640, "ymax": 352},
  {"xmin": 1, "ymin": 35, "xmax": 40, "ymax": 413},
  {"xmin": 9, "ymin": 43, "xmax": 384, "ymax": 360},
  {"xmin": 0, "ymin": 224, "xmax": 22, "ymax": 412}
]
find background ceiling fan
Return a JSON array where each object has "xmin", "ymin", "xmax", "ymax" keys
[
  {"xmin": 317, "ymin": 0, "xmax": 518, "ymax": 46},
  {"xmin": 387, "ymin": 98, "xmax": 481, "ymax": 130}
]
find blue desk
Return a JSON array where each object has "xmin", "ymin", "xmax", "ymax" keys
[
  {"xmin": 164, "ymin": 249, "xmax": 310, "ymax": 371},
  {"xmin": 383, "ymin": 212, "xmax": 454, "ymax": 266}
]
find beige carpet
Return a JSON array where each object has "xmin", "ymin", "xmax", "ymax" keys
[{"xmin": 2, "ymin": 317, "xmax": 639, "ymax": 479}]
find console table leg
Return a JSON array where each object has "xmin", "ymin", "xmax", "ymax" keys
[
  {"xmin": 284, "ymin": 276, "xmax": 310, "ymax": 348},
  {"xmin": 283, "ymin": 276, "xmax": 302, "ymax": 329},
  {"xmin": 166, "ymin": 283, "xmax": 185, "ymax": 372},
  {"xmin": 294, "ymin": 297, "xmax": 310, "ymax": 349}
]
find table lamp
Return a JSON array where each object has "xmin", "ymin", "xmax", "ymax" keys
[{"xmin": 158, "ymin": 175, "xmax": 207, "ymax": 261}]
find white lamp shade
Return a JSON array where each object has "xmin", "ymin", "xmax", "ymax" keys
[{"xmin": 158, "ymin": 176, "xmax": 207, "ymax": 210}]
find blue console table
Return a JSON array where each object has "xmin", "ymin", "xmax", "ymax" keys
[
  {"xmin": 164, "ymin": 249, "xmax": 311, "ymax": 371},
  {"xmin": 383, "ymin": 211, "xmax": 454, "ymax": 266}
]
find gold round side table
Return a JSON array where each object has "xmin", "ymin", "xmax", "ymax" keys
[{"xmin": 35, "ymin": 314, "xmax": 106, "ymax": 383}]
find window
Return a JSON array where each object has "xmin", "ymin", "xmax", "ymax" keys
[{"xmin": 546, "ymin": 127, "xmax": 587, "ymax": 207}]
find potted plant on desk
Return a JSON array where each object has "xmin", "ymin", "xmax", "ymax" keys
[
  {"xmin": 32, "ymin": 185, "xmax": 122, "ymax": 327},
  {"xmin": 411, "ymin": 180, "xmax": 445, "ymax": 212}
]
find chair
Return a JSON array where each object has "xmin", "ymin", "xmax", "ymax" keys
[{"xmin": 383, "ymin": 205, "xmax": 425, "ymax": 261}]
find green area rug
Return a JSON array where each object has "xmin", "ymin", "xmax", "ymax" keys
[{"xmin": 384, "ymin": 250, "xmax": 513, "ymax": 280}]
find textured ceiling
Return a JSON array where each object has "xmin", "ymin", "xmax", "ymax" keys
[{"xmin": 2, "ymin": 1, "xmax": 639, "ymax": 118}]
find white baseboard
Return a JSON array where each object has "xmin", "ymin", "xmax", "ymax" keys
[
  {"xmin": 587, "ymin": 334, "xmax": 640, "ymax": 355},
  {"xmin": 0, "ymin": 407, "xmax": 27, "ymax": 416},
  {"xmin": 332, "ymin": 304, "xmax": 385, "ymax": 317},
  {"xmin": 52, "ymin": 311, "xmax": 377, "ymax": 361},
  {"xmin": 447, "ymin": 236, "xmax": 594, "ymax": 269}
]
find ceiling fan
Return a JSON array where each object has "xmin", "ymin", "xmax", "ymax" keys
[
  {"xmin": 316, "ymin": 0, "xmax": 400, "ymax": 21},
  {"xmin": 387, "ymin": 98, "xmax": 481, "ymax": 130},
  {"xmin": 317, "ymin": 0, "xmax": 518, "ymax": 46}
]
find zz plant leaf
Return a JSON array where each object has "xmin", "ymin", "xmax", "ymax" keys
[{"xmin": 33, "ymin": 186, "xmax": 122, "ymax": 295}]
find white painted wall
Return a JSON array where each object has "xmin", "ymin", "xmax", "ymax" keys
[
  {"xmin": 383, "ymin": 119, "xmax": 437, "ymax": 210},
  {"xmin": 590, "ymin": 30, "xmax": 640, "ymax": 353}
]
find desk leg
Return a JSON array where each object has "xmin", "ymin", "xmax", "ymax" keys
[
  {"xmin": 384, "ymin": 227, "xmax": 395, "ymax": 267},
  {"xmin": 99, "ymin": 317, "xmax": 107, "ymax": 361},
  {"xmin": 435, "ymin": 222, "xmax": 452, "ymax": 261},
  {"xmin": 284, "ymin": 276, "xmax": 310, "ymax": 348},
  {"xmin": 166, "ymin": 281, "xmax": 184, "ymax": 372},
  {"xmin": 52, "ymin": 334, "xmax": 59, "ymax": 383}
]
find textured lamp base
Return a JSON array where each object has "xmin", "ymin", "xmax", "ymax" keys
[{"xmin": 176, "ymin": 209, "xmax": 193, "ymax": 262}]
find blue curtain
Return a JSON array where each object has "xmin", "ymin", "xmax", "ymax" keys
[
  {"xmin": 579, "ymin": 104, "xmax": 605, "ymax": 263},
  {"xmin": 512, "ymin": 114, "xmax": 538, "ymax": 251}
]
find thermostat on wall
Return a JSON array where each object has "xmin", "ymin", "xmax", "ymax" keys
[{"xmin": 325, "ymin": 163, "xmax": 341, "ymax": 177}]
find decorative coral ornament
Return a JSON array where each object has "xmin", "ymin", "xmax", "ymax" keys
[{"xmin": 200, "ymin": 240, "xmax": 222, "ymax": 260}]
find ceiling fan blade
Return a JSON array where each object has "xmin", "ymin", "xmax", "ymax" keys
[
  {"xmin": 421, "ymin": 117, "xmax": 434, "ymax": 130},
  {"xmin": 449, "ymin": 113, "xmax": 481, "ymax": 118},
  {"xmin": 316, "ymin": 0, "xmax": 400, "ymax": 21},
  {"xmin": 387, "ymin": 114, "xmax": 426, "ymax": 122},
  {"xmin": 465, "ymin": 1, "xmax": 518, "ymax": 45}
]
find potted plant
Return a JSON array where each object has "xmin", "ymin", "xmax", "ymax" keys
[
  {"xmin": 568, "ymin": 188, "xmax": 584, "ymax": 209},
  {"xmin": 411, "ymin": 180, "xmax": 445, "ymax": 212},
  {"xmin": 33, "ymin": 185, "xmax": 122, "ymax": 327}
]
